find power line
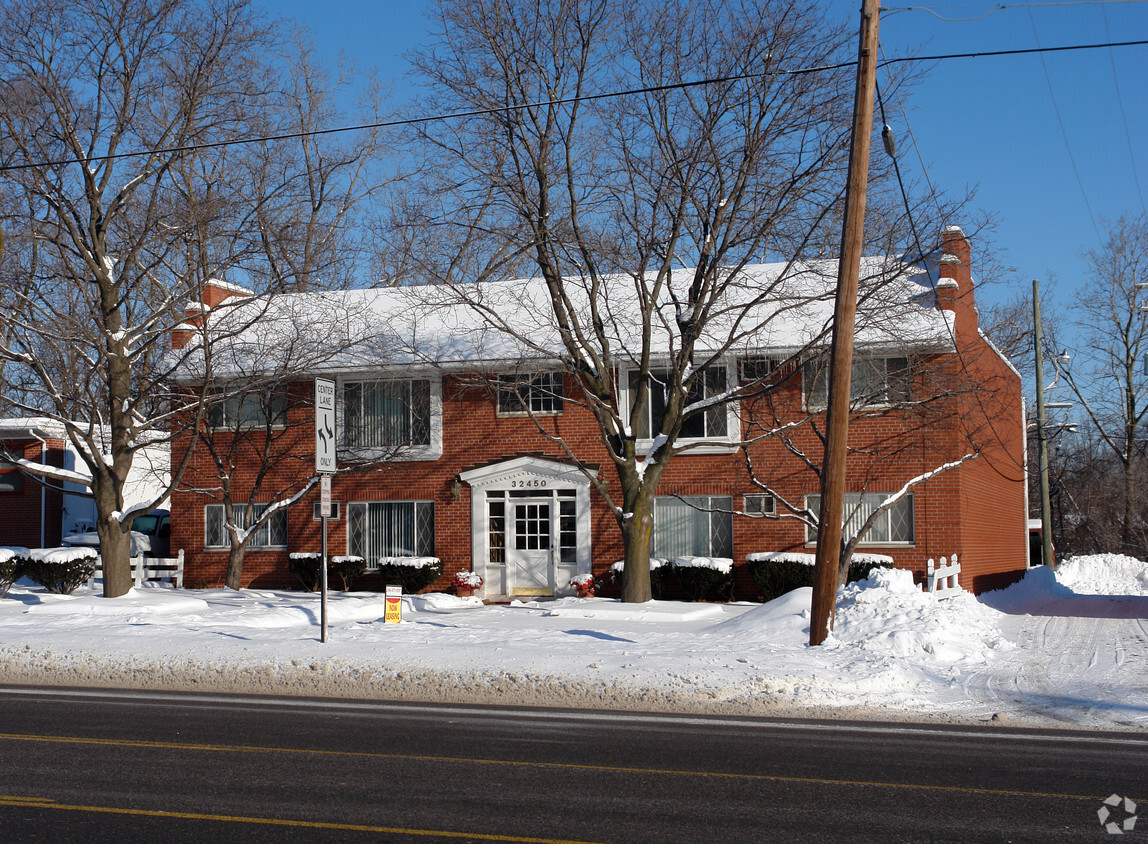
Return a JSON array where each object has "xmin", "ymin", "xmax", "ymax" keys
[
  {"xmin": 886, "ymin": 0, "xmax": 1148, "ymax": 23},
  {"xmin": 1, "ymin": 38, "xmax": 1146, "ymax": 174},
  {"xmin": 1025, "ymin": 4, "xmax": 1102, "ymax": 242},
  {"xmin": 1102, "ymin": 5, "xmax": 1148, "ymax": 215}
]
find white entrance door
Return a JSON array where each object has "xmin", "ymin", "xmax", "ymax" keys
[{"xmin": 510, "ymin": 498, "xmax": 552, "ymax": 595}]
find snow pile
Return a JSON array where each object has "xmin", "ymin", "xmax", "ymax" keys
[
  {"xmin": 0, "ymin": 547, "xmax": 29, "ymax": 562},
  {"xmin": 674, "ymin": 556, "xmax": 733, "ymax": 573},
  {"xmin": 978, "ymin": 564, "xmax": 1077, "ymax": 613},
  {"xmin": 1055, "ymin": 554, "xmax": 1148, "ymax": 595},
  {"xmin": 833, "ymin": 568, "xmax": 1010, "ymax": 665},
  {"xmin": 30, "ymin": 546, "xmax": 97, "ymax": 564}
]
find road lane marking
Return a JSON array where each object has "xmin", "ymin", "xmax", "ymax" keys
[
  {"xmin": 0, "ymin": 731, "xmax": 1134, "ymax": 804},
  {"xmin": 0, "ymin": 794, "xmax": 601, "ymax": 843}
]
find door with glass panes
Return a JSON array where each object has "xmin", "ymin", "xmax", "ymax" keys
[{"xmin": 490, "ymin": 489, "xmax": 578, "ymax": 596}]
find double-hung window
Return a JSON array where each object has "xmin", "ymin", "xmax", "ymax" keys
[
  {"xmin": 805, "ymin": 356, "xmax": 910, "ymax": 409},
  {"xmin": 207, "ymin": 387, "xmax": 287, "ymax": 429},
  {"xmin": 631, "ymin": 367, "xmax": 728, "ymax": 440},
  {"xmin": 342, "ymin": 379, "xmax": 431, "ymax": 452},
  {"xmin": 653, "ymin": 495, "xmax": 733, "ymax": 559},
  {"xmin": 497, "ymin": 372, "xmax": 564, "ymax": 415},
  {"xmin": 204, "ymin": 503, "xmax": 287, "ymax": 548},
  {"xmin": 347, "ymin": 501, "xmax": 435, "ymax": 567},
  {"xmin": 805, "ymin": 492, "xmax": 914, "ymax": 545}
]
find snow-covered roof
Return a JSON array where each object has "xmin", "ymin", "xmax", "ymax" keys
[
  {"xmin": 185, "ymin": 258, "xmax": 954, "ymax": 379},
  {"xmin": 0, "ymin": 417, "xmax": 71, "ymax": 440}
]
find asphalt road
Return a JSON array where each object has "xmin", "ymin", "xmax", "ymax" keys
[{"xmin": 0, "ymin": 686, "xmax": 1144, "ymax": 842}]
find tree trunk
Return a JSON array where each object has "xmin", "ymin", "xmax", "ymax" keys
[
  {"xmin": 96, "ymin": 516, "xmax": 134, "ymax": 598},
  {"xmin": 225, "ymin": 543, "xmax": 247, "ymax": 591},
  {"xmin": 620, "ymin": 504, "xmax": 654, "ymax": 603}
]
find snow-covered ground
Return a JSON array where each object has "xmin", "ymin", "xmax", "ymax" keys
[{"xmin": 1, "ymin": 554, "xmax": 1146, "ymax": 730}]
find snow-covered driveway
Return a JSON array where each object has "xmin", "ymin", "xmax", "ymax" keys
[{"xmin": 967, "ymin": 561, "xmax": 1148, "ymax": 728}]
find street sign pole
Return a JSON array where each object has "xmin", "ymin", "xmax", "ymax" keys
[{"xmin": 315, "ymin": 379, "xmax": 336, "ymax": 643}]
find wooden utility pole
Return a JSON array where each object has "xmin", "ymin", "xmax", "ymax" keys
[
  {"xmin": 1032, "ymin": 279, "xmax": 1056, "ymax": 569},
  {"xmin": 810, "ymin": 0, "xmax": 882, "ymax": 646}
]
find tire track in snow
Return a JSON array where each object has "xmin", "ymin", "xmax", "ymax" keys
[{"xmin": 963, "ymin": 611, "xmax": 1148, "ymax": 727}]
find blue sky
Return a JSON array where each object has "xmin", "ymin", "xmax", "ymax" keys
[{"xmin": 264, "ymin": 0, "xmax": 1147, "ymax": 314}]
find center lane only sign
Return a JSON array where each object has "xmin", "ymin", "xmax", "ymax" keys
[{"xmin": 315, "ymin": 378, "xmax": 336, "ymax": 474}]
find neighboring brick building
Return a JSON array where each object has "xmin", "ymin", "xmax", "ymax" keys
[
  {"xmin": 171, "ymin": 227, "xmax": 1028, "ymax": 597},
  {"xmin": 0, "ymin": 418, "xmax": 171, "ymax": 550}
]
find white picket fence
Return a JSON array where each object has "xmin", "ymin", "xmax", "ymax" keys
[
  {"xmin": 88, "ymin": 550, "xmax": 184, "ymax": 589},
  {"xmin": 924, "ymin": 554, "xmax": 962, "ymax": 597}
]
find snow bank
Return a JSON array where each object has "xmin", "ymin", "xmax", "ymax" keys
[
  {"xmin": 1056, "ymin": 553, "xmax": 1148, "ymax": 595},
  {"xmin": 0, "ymin": 553, "xmax": 1146, "ymax": 729}
]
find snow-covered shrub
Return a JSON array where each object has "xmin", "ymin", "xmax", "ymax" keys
[
  {"xmin": 0, "ymin": 547, "xmax": 29, "ymax": 597},
  {"xmin": 674, "ymin": 556, "xmax": 734, "ymax": 601},
  {"xmin": 330, "ymin": 556, "xmax": 367, "ymax": 591},
  {"xmin": 288, "ymin": 552, "xmax": 323, "ymax": 592},
  {"xmin": 375, "ymin": 557, "xmax": 444, "ymax": 594},
  {"xmin": 609, "ymin": 558, "xmax": 670, "ymax": 598},
  {"xmin": 745, "ymin": 551, "xmax": 894, "ymax": 602},
  {"xmin": 24, "ymin": 547, "xmax": 97, "ymax": 595}
]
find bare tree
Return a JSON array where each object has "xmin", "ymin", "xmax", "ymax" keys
[
  {"xmin": 739, "ymin": 346, "xmax": 987, "ymax": 585},
  {"xmin": 1054, "ymin": 214, "xmax": 1148, "ymax": 556},
  {"xmin": 0, "ymin": 0, "xmax": 280, "ymax": 596},
  {"xmin": 395, "ymin": 0, "xmax": 966, "ymax": 601}
]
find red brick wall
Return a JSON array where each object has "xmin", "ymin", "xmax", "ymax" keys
[
  {"xmin": 0, "ymin": 438, "xmax": 66, "ymax": 548},
  {"xmin": 172, "ymin": 342, "xmax": 1028, "ymax": 595}
]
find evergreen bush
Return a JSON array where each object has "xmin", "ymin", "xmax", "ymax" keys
[
  {"xmin": 330, "ymin": 556, "xmax": 367, "ymax": 591},
  {"xmin": 674, "ymin": 562, "xmax": 734, "ymax": 601},
  {"xmin": 24, "ymin": 549, "xmax": 97, "ymax": 595},
  {"xmin": 746, "ymin": 553, "xmax": 894, "ymax": 602},
  {"xmin": 0, "ymin": 549, "xmax": 28, "ymax": 597},
  {"xmin": 288, "ymin": 553, "xmax": 322, "ymax": 592},
  {"xmin": 375, "ymin": 557, "xmax": 444, "ymax": 594}
]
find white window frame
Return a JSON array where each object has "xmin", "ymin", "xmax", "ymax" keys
[
  {"xmin": 204, "ymin": 502, "xmax": 288, "ymax": 549},
  {"xmin": 804, "ymin": 492, "xmax": 915, "ymax": 546},
  {"xmin": 623, "ymin": 362, "xmax": 738, "ymax": 453},
  {"xmin": 496, "ymin": 371, "xmax": 564, "ymax": 416},
  {"xmin": 338, "ymin": 376, "xmax": 443, "ymax": 461},
  {"xmin": 804, "ymin": 356, "xmax": 910, "ymax": 410}
]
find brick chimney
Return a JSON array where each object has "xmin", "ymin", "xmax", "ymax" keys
[
  {"xmin": 934, "ymin": 225, "xmax": 977, "ymax": 340},
  {"xmin": 171, "ymin": 279, "xmax": 253, "ymax": 350}
]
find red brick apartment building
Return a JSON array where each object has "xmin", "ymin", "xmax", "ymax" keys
[{"xmin": 170, "ymin": 227, "xmax": 1028, "ymax": 598}]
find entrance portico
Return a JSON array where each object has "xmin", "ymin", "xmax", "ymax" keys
[{"xmin": 459, "ymin": 456, "xmax": 596, "ymax": 600}]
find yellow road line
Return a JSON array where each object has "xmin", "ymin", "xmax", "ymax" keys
[
  {"xmin": 0, "ymin": 794, "xmax": 600, "ymax": 843},
  {"xmin": 0, "ymin": 731, "xmax": 1126, "ymax": 804}
]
